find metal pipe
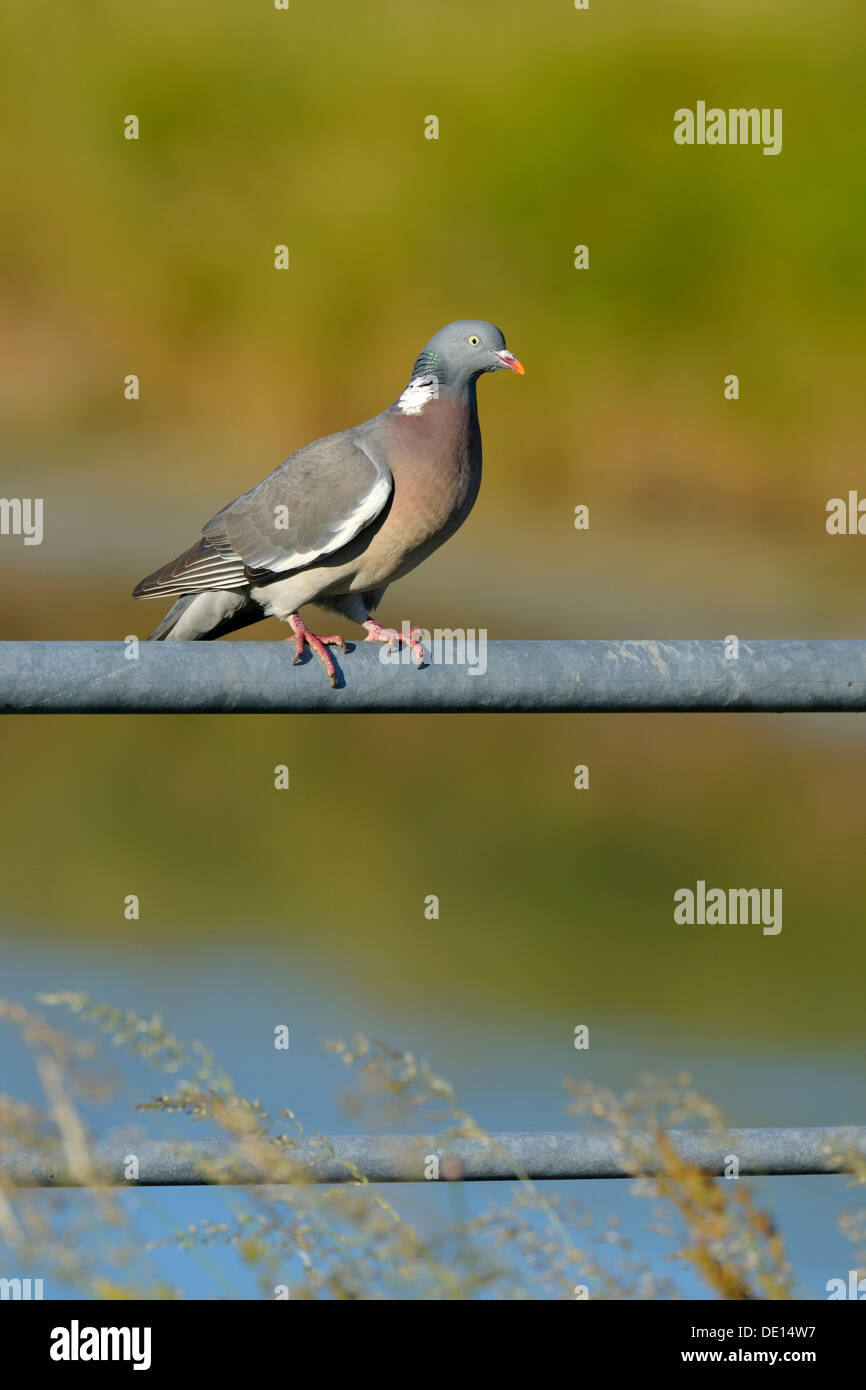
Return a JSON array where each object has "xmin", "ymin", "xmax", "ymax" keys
[
  {"xmin": 2, "ymin": 640, "xmax": 866, "ymax": 713},
  {"xmin": 2, "ymin": 1128, "xmax": 863, "ymax": 1186}
]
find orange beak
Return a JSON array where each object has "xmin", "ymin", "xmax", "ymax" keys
[{"xmin": 494, "ymin": 349, "xmax": 526, "ymax": 375}]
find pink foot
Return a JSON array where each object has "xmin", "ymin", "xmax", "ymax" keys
[
  {"xmin": 287, "ymin": 613, "xmax": 346, "ymax": 688},
  {"xmin": 363, "ymin": 619, "xmax": 425, "ymax": 667}
]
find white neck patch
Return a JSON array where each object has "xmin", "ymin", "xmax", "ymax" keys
[{"xmin": 396, "ymin": 375, "xmax": 439, "ymax": 416}]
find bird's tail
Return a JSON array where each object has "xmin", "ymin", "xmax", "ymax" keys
[
  {"xmin": 143, "ymin": 590, "xmax": 264, "ymax": 641},
  {"xmin": 146, "ymin": 594, "xmax": 200, "ymax": 640}
]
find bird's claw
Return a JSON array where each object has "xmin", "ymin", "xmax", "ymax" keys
[
  {"xmin": 363, "ymin": 620, "xmax": 425, "ymax": 666},
  {"xmin": 287, "ymin": 614, "xmax": 346, "ymax": 686}
]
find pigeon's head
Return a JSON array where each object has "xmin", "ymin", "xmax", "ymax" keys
[{"xmin": 413, "ymin": 320, "xmax": 525, "ymax": 388}]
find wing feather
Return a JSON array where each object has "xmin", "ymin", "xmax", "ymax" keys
[
  {"xmin": 203, "ymin": 433, "xmax": 392, "ymax": 575},
  {"xmin": 133, "ymin": 430, "xmax": 392, "ymax": 601}
]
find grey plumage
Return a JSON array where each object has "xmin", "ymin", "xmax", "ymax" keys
[{"xmin": 133, "ymin": 320, "xmax": 524, "ymax": 657}]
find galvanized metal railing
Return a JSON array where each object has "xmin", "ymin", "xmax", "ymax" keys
[
  {"xmin": 2, "ymin": 640, "xmax": 866, "ymax": 713},
  {"xmin": 3, "ymin": 1128, "xmax": 864, "ymax": 1186}
]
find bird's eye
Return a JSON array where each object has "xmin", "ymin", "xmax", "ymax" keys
[{"xmin": 467, "ymin": 334, "xmax": 481, "ymax": 347}]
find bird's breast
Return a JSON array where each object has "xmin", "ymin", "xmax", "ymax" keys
[{"xmin": 351, "ymin": 397, "xmax": 482, "ymax": 587}]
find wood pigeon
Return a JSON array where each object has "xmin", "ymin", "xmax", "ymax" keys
[{"xmin": 133, "ymin": 319, "xmax": 525, "ymax": 684}]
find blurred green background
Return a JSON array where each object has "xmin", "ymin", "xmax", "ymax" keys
[{"xmin": 1, "ymin": 0, "xmax": 865, "ymax": 1046}]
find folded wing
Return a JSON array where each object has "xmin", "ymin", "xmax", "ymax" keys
[{"xmin": 133, "ymin": 432, "xmax": 393, "ymax": 600}]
